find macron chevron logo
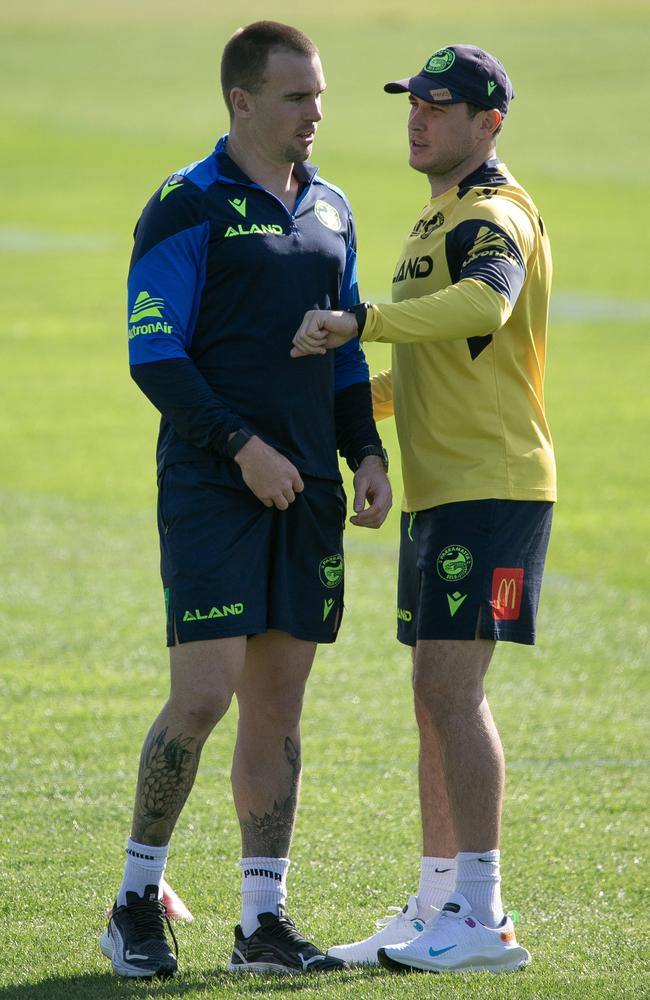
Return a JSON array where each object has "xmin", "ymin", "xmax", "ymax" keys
[
  {"xmin": 129, "ymin": 291, "xmax": 165, "ymax": 323},
  {"xmin": 228, "ymin": 196, "xmax": 247, "ymax": 217}
]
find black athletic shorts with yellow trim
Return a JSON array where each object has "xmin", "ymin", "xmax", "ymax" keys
[
  {"xmin": 397, "ymin": 499, "xmax": 553, "ymax": 646},
  {"xmin": 158, "ymin": 460, "xmax": 346, "ymax": 646}
]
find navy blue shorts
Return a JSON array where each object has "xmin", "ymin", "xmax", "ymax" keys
[
  {"xmin": 158, "ymin": 460, "xmax": 346, "ymax": 646},
  {"xmin": 397, "ymin": 499, "xmax": 553, "ymax": 646}
]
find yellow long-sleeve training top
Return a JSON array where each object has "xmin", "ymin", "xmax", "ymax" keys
[{"xmin": 363, "ymin": 158, "xmax": 556, "ymax": 512}]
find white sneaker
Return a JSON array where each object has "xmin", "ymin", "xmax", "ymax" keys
[
  {"xmin": 327, "ymin": 896, "xmax": 431, "ymax": 965},
  {"xmin": 378, "ymin": 893, "xmax": 531, "ymax": 974}
]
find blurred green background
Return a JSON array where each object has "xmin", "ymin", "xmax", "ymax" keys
[{"xmin": 0, "ymin": 1, "xmax": 648, "ymax": 997}]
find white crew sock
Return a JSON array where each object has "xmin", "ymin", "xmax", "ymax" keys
[
  {"xmin": 416, "ymin": 856, "xmax": 457, "ymax": 917},
  {"xmin": 239, "ymin": 856, "xmax": 290, "ymax": 937},
  {"xmin": 455, "ymin": 849, "xmax": 504, "ymax": 926},
  {"xmin": 117, "ymin": 837, "xmax": 169, "ymax": 907}
]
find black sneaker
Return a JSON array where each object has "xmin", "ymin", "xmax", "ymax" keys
[
  {"xmin": 100, "ymin": 884, "xmax": 178, "ymax": 979},
  {"xmin": 228, "ymin": 910, "xmax": 348, "ymax": 974}
]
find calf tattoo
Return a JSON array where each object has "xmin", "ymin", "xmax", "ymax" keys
[
  {"xmin": 241, "ymin": 736, "xmax": 301, "ymax": 856},
  {"xmin": 132, "ymin": 726, "xmax": 203, "ymax": 844}
]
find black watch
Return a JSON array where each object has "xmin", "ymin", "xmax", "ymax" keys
[
  {"xmin": 226, "ymin": 428, "xmax": 253, "ymax": 459},
  {"xmin": 346, "ymin": 302, "xmax": 371, "ymax": 336},
  {"xmin": 349, "ymin": 445, "xmax": 389, "ymax": 472}
]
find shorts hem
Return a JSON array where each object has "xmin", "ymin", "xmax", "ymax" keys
[
  {"xmin": 168, "ymin": 623, "xmax": 267, "ymax": 646},
  {"xmin": 397, "ymin": 628, "xmax": 537, "ymax": 647},
  {"xmin": 478, "ymin": 627, "xmax": 536, "ymax": 645},
  {"xmin": 168, "ymin": 623, "xmax": 341, "ymax": 646},
  {"xmin": 268, "ymin": 624, "xmax": 342, "ymax": 644},
  {"xmin": 397, "ymin": 631, "xmax": 416, "ymax": 648}
]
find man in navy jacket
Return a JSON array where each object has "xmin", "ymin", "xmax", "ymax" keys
[{"xmin": 100, "ymin": 20, "xmax": 390, "ymax": 979}]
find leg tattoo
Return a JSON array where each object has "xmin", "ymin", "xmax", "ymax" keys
[
  {"xmin": 241, "ymin": 736, "xmax": 301, "ymax": 857},
  {"xmin": 132, "ymin": 726, "xmax": 204, "ymax": 844}
]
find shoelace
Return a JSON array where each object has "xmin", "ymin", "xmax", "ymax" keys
[
  {"xmin": 376, "ymin": 905, "xmax": 408, "ymax": 929},
  {"xmin": 115, "ymin": 900, "xmax": 179, "ymax": 957},
  {"xmin": 376, "ymin": 902, "xmax": 437, "ymax": 930},
  {"xmin": 264, "ymin": 915, "xmax": 314, "ymax": 947},
  {"xmin": 421, "ymin": 908, "xmax": 442, "ymax": 932}
]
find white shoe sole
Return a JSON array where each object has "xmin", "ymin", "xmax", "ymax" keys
[
  {"xmin": 99, "ymin": 930, "xmax": 113, "ymax": 960},
  {"xmin": 327, "ymin": 953, "xmax": 379, "ymax": 965},
  {"xmin": 99, "ymin": 928, "xmax": 171, "ymax": 978},
  {"xmin": 379, "ymin": 945, "xmax": 531, "ymax": 974},
  {"xmin": 228, "ymin": 957, "xmax": 345, "ymax": 974}
]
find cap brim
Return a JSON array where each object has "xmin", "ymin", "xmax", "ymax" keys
[
  {"xmin": 384, "ymin": 78, "xmax": 411, "ymax": 94},
  {"xmin": 384, "ymin": 75, "xmax": 462, "ymax": 104}
]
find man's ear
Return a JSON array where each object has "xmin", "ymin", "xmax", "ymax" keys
[
  {"xmin": 230, "ymin": 87, "xmax": 253, "ymax": 119},
  {"xmin": 482, "ymin": 108, "xmax": 502, "ymax": 136}
]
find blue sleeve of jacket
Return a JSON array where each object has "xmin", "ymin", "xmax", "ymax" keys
[
  {"xmin": 334, "ymin": 219, "xmax": 371, "ymax": 392},
  {"xmin": 127, "ymin": 181, "xmax": 247, "ymax": 454},
  {"xmin": 333, "ymin": 214, "xmax": 383, "ymax": 466}
]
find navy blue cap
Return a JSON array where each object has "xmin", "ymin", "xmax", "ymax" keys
[{"xmin": 384, "ymin": 44, "xmax": 514, "ymax": 116}]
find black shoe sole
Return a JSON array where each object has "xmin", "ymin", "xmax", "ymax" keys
[{"xmin": 377, "ymin": 947, "xmax": 430, "ymax": 974}]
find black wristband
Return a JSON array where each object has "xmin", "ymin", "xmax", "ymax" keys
[
  {"xmin": 225, "ymin": 428, "xmax": 253, "ymax": 458},
  {"xmin": 346, "ymin": 302, "xmax": 370, "ymax": 336},
  {"xmin": 349, "ymin": 444, "xmax": 389, "ymax": 472}
]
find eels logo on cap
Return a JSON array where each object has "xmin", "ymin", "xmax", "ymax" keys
[{"xmin": 425, "ymin": 48, "xmax": 456, "ymax": 73}]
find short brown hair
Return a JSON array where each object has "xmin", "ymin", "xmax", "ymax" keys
[
  {"xmin": 221, "ymin": 21, "xmax": 318, "ymax": 118},
  {"xmin": 466, "ymin": 102, "xmax": 503, "ymax": 136}
]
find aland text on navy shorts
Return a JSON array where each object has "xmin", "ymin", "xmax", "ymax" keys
[{"xmin": 158, "ymin": 460, "xmax": 346, "ymax": 645}]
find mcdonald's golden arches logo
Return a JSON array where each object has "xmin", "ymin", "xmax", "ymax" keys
[{"xmin": 491, "ymin": 568, "xmax": 524, "ymax": 620}]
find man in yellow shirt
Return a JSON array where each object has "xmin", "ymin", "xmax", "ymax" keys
[{"xmin": 292, "ymin": 43, "xmax": 555, "ymax": 974}]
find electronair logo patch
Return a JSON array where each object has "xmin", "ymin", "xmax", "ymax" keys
[
  {"xmin": 319, "ymin": 553, "xmax": 344, "ymax": 588},
  {"xmin": 462, "ymin": 225, "xmax": 520, "ymax": 271},
  {"xmin": 128, "ymin": 291, "xmax": 174, "ymax": 340},
  {"xmin": 425, "ymin": 48, "xmax": 456, "ymax": 73},
  {"xmin": 129, "ymin": 291, "xmax": 164, "ymax": 323},
  {"xmin": 436, "ymin": 545, "xmax": 473, "ymax": 582}
]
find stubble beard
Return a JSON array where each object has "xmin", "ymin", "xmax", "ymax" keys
[
  {"xmin": 410, "ymin": 146, "xmax": 469, "ymax": 178},
  {"xmin": 282, "ymin": 138, "xmax": 313, "ymax": 164}
]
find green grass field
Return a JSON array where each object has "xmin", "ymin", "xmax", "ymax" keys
[{"xmin": 1, "ymin": 1, "xmax": 648, "ymax": 997}]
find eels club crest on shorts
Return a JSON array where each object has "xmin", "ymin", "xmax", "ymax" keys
[
  {"xmin": 436, "ymin": 544, "xmax": 473, "ymax": 582},
  {"xmin": 319, "ymin": 553, "xmax": 344, "ymax": 588}
]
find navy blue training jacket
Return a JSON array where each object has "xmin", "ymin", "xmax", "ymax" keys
[{"xmin": 127, "ymin": 134, "xmax": 378, "ymax": 481}]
